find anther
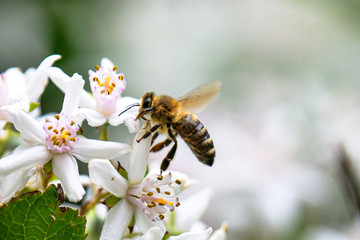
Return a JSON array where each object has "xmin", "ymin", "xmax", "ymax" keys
[
  {"xmin": 48, "ymin": 126, "xmax": 53, "ymax": 130},
  {"xmin": 157, "ymin": 175, "xmax": 163, "ymax": 181},
  {"xmin": 93, "ymin": 77, "xmax": 99, "ymax": 82},
  {"xmin": 159, "ymin": 214, "xmax": 164, "ymax": 220},
  {"xmin": 101, "ymin": 90, "xmax": 105, "ymax": 94},
  {"xmin": 176, "ymin": 202, "xmax": 180, "ymax": 207},
  {"xmin": 95, "ymin": 65, "xmax": 99, "ymax": 71},
  {"xmin": 55, "ymin": 114, "xmax": 60, "ymax": 120},
  {"xmin": 156, "ymin": 187, "xmax": 160, "ymax": 193},
  {"xmin": 70, "ymin": 121, "xmax": 75, "ymax": 126},
  {"xmin": 70, "ymin": 137, "xmax": 76, "ymax": 142},
  {"xmin": 118, "ymin": 75, "xmax": 124, "ymax": 80},
  {"xmin": 53, "ymin": 129, "xmax": 59, "ymax": 134},
  {"xmin": 111, "ymin": 82, "xmax": 116, "ymax": 87},
  {"xmin": 113, "ymin": 65, "xmax": 118, "ymax": 71},
  {"xmin": 147, "ymin": 192, "xmax": 153, "ymax": 196},
  {"xmin": 164, "ymin": 191, "xmax": 170, "ymax": 195},
  {"xmin": 158, "ymin": 202, "xmax": 165, "ymax": 206},
  {"xmin": 60, "ymin": 127, "xmax": 65, "ymax": 131},
  {"xmin": 175, "ymin": 180, "xmax": 181, "ymax": 185}
]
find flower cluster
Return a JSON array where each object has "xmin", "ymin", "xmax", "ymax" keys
[{"xmin": 0, "ymin": 55, "xmax": 227, "ymax": 240}]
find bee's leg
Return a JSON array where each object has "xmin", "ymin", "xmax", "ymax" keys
[
  {"xmin": 151, "ymin": 138, "xmax": 172, "ymax": 152},
  {"xmin": 151, "ymin": 132, "xmax": 159, "ymax": 146},
  {"xmin": 136, "ymin": 123, "xmax": 161, "ymax": 143},
  {"xmin": 160, "ymin": 128, "xmax": 177, "ymax": 173}
]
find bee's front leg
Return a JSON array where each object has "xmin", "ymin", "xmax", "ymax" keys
[{"xmin": 136, "ymin": 123, "xmax": 161, "ymax": 143}]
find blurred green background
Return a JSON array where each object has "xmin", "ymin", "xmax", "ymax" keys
[{"xmin": 3, "ymin": 0, "xmax": 360, "ymax": 239}]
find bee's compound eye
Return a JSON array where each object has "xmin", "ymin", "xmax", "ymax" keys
[{"xmin": 143, "ymin": 98, "xmax": 152, "ymax": 108}]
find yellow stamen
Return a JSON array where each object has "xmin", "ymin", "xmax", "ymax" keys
[
  {"xmin": 113, "ymin": 65, "xmax": 118, "ymax": 71},
  {"xmin": 95, "ymin": 65, "xmax": 99, "ymax": 71},
  {"xmin": 153, "ymin": 197, "xmax": 173, "ymax": 206},
  {"xmin": 55, "ymin": 114, "xmax": 59, "ymax": 120}
]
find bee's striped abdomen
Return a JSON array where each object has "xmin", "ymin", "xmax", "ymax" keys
[{"xmin": 172, "ymin": 113, "xmax": 215, "ymax": 166}]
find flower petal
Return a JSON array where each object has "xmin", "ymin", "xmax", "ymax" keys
[
  {"xmin": 169, "ymin": 228, "xmax": 213, "ymax": 240},
  {"xmin": 88, "ymin": 159, "xmax": 128, "ymax": 198},
  {"xmin": 3, "ymin": 68, "xmax": 29, "ymax": 110},
  {"xmin": 209, "ymin": 222, "xmax": 228, "ymax": 240},
  {"xmin": 100, "ymin": 58, "xmax": 115, "ymax": 69},
  {"xmin": 129, "ymin": 227, "xmax": 164, "ymax": 240},
  {"xmin": 175, "ymin": 188, "xmax": 213, "ymax": 231},
  {"xmin": 71, "ymin": 136, "xmax": 130, "ymax": 163},
  {"xmin": 128, "ymin": 123, "xmax": 152, "ymax": 185},
  {"xmin": 1, "ymin": 105, "xmax": 46, "ymax": 144},
  {"xmin": 52, "ymin": 153, "xmax": 85, "ymax": 202},
  {"xmin": 71, "ymin": 108, "xmax": 107, "ymax": 127},
  {"xmin": 100, "ymin": 199, "xmax": 133, "ymax": 240},
  {"xmin": 61, "ymin": 73, "xmax": 85, "ymax": 115},
  {"xmin": 26, "ymin": 55, "xmax": 62, "ymax": 101},
  {"xmin": 108, "ymin": 112, "xmax": 139, "ymax": 133},
  {"xmin": 47, "ymin": 67, "xmax": 96, "ymax": 109},
  {"xmin": 134, "ymin": 207, "xmax": 166, "ymax": 234},
  {"xmin": 0, "ymin": 145, "xmax": 51, "ymax": 176},
  {"xmin": 0, "ymin": 167, "xmax": 37, "ymax": 203}
]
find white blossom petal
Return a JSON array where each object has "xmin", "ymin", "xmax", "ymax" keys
[
  {"xmin": 115, "ymin": 96, "xmax": 141, "ymax": 113},
  {"xmin": 47, "ymin": 67, "xmax": 96, "ymax": 109},
  {"xmin": 3, "ymin": 68, "xmax": 29, "ymax": 111},
  {"xmin": 1, "ymin": 105, "xmax": 46, "ymax": 144},
  {"xmin": 108, "ymin": 112, "xmax": 139, "ymax": 133},
  {"xmin": 0, "ymin": 145, "xmax": 51, "ymax": 176},
  {"xmin": 128, "ymin": 123, "xmax": 152, "ymax": 185},
  {"xmin": 209, "ymin": 222, "xmax": 228, "ymax": 240},
  {"xmin": 52, "ymin": 153, "xmax": 85, "ymax": 202},
  {"xmin": 70, "ymin": 137, "xmax": 130, "ymax": 162},
  {"xmin": 134, "ymin": 207, "xmax": 166, "ymax": 234},
  {"xmin": 170, "ymin": 228, "xmax": 213, "ymax": 240},
  {"xmin": 0, "ymin": 167, "xmax": 37, "ymax": 203},
  {"xmin": 176, "ymin": 188, "xmax": 213, "ymax": 231},
  {"xmin": 127, "ymin": 226, "xmax": 164, "ymax": 240},
  {"xmin": 100, "ymin": 199, "xmax": 133, "ymax": 240},
  {"xmin": 27, "ymin": 54, "xmax": 62, "ymax": 101},
  {"xmin": 71, "ymin": 108, "xmax": 107, "ymax": 127},
  {"xmin": 61, "ymin": 73, "xmax": 85, "ymax": 115},
  {"xmin": 88, "ymin": 159, "xmax": 128, "ymax": 198},
  {"xmin": 100, "ymin": 58, "xmax": 115, "ymax": 69}
]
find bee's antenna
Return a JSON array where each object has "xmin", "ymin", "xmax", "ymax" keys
[{"xmin": 118, "ymin": 103, "xmax": 140, "ymax": 116}]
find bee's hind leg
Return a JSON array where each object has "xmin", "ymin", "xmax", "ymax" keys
[
  {"xmin": 160, "ymin": 127, "xmax": 177, "ymax": 174},
  {"xmin": 137, "ymin": 123, "xmax": 161, "ymax": 143}
]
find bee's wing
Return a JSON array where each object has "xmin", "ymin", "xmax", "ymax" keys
[{"xmin": 177, "ymin": 81, "xmax": 221, "ymax": 113}]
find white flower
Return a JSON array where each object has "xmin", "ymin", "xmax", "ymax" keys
[
  {"xmin": 0, "ymin": 73, "xmax": 130, "ymax": 203},
  {"xmin": 89, "ymin": 123, "xmax": 190, "ymax": 240},
  {"xmin": 47, "ymin": 58, "xmax": 139, "ymax": 133},
  {"xmin": 0, "ymin": 54, "xmax": 61, "ymax": 131},
  {"xmin": 125, "ymin": 226, "xmax": 213, "ymax": 240}
]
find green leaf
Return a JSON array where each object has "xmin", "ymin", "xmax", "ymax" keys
[
  {"xmin": 102, "ymin": 194, "xmax": 121, "ymax": 208},
  {"xmin": 29, "ymin": 102, "xmax": 41, "ymax": 112},
  {"xmin": 0, "ymin": 184, "xmax": 86, "ymax": 240}
]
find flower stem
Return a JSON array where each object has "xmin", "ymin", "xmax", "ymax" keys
[
  {"xmin": 80, "ymin": 187, "xmax": 107, "ymax": 216},
  {"xmin": 100, "ymin": 124, "xmax": 108, "ymax": 141}
]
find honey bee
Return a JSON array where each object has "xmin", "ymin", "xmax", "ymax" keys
[{"xmin": 120, "ymin": 81, "xmax": 221, "ymax": 172}]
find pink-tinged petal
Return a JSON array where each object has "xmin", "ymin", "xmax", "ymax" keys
[
  {"xmin": 27, "ymin": 55, "xmax": 62, "ymax": 101},
  {"xmin": 108, "ymin": 112, "xmax": 139, "ymax": 133},
  {"xmin": 100, "ymin": 58, "xmax": 115, "ymax": 69},
  {"xmin": 61, "ymin": 73, "xmax": 84, "ymax": 115},
  {"xmin": 128, "ymin": 123, "xmax": 152, "ymax": 185},
  {"xmin": 0, "ymin": 167, "xmax": 37, "ymax": 203},
  {"xmin": 48, "ymin": 67, "xmax": 96, "ymax": 109},
  {"xmin": 0, "ymin": 145, "xmax": 51, "ymax": 176},
  {"xmin": 88, "ymin": 159, "xmax": 128, "ymax": 198},
  {"xmin": 170, "ymin": 228, "xmax": 213, "ymax": 240},
  {"xmin": 52, "ymin": 153, "xmax": 85, "ymax": 202},
  {"xmin": 70, "ymin": 136, "xmax": 130, "ymax": 163},
  {"xmin": 209, "ymin": 222, "xmax": 228, "ymax": 240},
  {"xmin": 176, "ymin": 188, "xmax": 213, "ymax": 231},
  {"xmin": 100, "ymin": 199, "xmax": 133, "ymax": 240},
  {"xmin": 71, "ymin": 108, "xmax": 107, "ymax": 127},
  {"xmin": 1, "ymin": 105, "xmax": 46, "ymax": 144},
  {"xmin": 134, "ymin": 208, "xmax": 166, "ymax": 234}
]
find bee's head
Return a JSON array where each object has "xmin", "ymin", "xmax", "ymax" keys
[{"xmin": 136, "ymin": 92, "xmax": 154, "ymax": 120}]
